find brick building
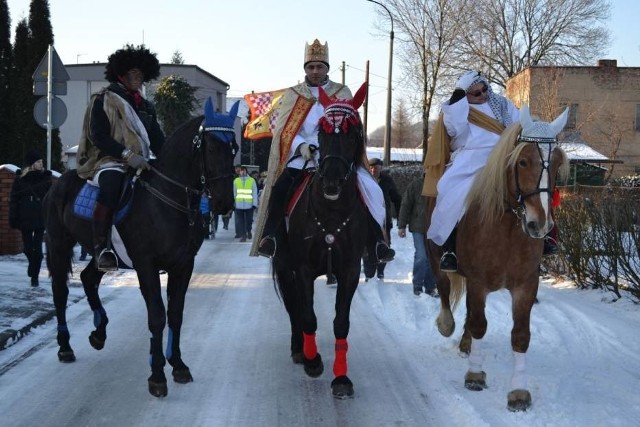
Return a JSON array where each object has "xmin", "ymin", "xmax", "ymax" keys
[
  {"xmin": 0, "ymin": 165, "xmax": 24, "ymax": 255},
  {"xmin": 506, "ymin": 59, "xmax": 640, "ymax": 178}
]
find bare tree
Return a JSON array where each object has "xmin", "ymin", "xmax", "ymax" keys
[
  {"xmin": 454, "ymin": 0, "xmax": 611, "ymax": 88},
  {"xmin": 373, "ymin": 0, "xmax": 467, "ymax": 158},
  {"xmin": 392, "ymin": 97, "xmax": 414, "ymax": 148}
]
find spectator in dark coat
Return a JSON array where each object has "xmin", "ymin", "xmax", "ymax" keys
[
  {"xmin": 9, "ymin": 151, "xmax": 53, "ymax": 287},
  {"xmin": 363, "ymin": 158, "xmax": 402, "ymax": 281},
  {"xmin": 398, "ymin": 175, "xmax": 438, "ymax": 297}
]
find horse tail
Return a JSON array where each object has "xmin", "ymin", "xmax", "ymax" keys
[
  {"xmin": 43, "ymin": 173, "xmax": 77, "ymax": 280},
  {"xmin": 447, "ymin": 272, "xmax": 466, "ymax": 312},
  {"xmin": 44, "ymin": 236, "xmax": 74, "ymax": 279}
]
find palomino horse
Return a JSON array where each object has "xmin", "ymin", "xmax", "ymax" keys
[
  {"xmin": 43, "ymin": 99, "xmax": 237, "ymax": 397},
  {"xmin": 426, "ymin": 105, "xmax": 569, "ymax": 411},
  {"xmin": 272, "ymin": 83, "xmax": 368, "ymax": 399}
]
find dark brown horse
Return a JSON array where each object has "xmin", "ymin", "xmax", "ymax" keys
[
  {"xmin": 43, "ymin": 99, "xmax": 237, "ymax": 397},
  {"xmin": 426, "ymin": 105, "xmax": 569, "ymax": 411},
  {"xmin": 271, "ymin": 83, "xmax": 368, "ymax": 399}
]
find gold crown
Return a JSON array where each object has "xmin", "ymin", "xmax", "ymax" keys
[{"xmin": 304, "ymin": 39, "xmax": 329, "ymax": 66}]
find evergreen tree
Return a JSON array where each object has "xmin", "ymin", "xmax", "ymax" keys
[
  {"xmin": 9, "ymin": 19, "xmax": 31, "ymax": 166},
  {"xmin": 26, "ymin": 0, "xmax": 62, "ymax": 170},
  {"xmin": 153, "ymin": 74, "xmax": 198, "ymax": 136},
  {"xmin": 170, "ymin": 50, "xmax": 184, "ymax": 64},
  {"xmin": 0, "ymin": 0, "xmax": 13, "ymax": 163}
]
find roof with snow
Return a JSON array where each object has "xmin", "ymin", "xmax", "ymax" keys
[
  {"xmin": 559, "ymin": 142, "xmax": 620, "ymax": 163},
  {"xmin": 366, "ymin": 141, "xmax": 619, "ymax": 165},
  {"xmin": 366, "ymin": 147, "xmax": 423, "ymax": 163}
]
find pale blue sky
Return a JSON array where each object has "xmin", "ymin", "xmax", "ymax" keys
[{"xmin": 6, "ymin": 0, "xmax": 640, "ymax": 129}]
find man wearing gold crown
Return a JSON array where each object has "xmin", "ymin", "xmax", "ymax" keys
[{"xmin": 251, "ymin": 39, "xmax": 394, "ymax": 264}]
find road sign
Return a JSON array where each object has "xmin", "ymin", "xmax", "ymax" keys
[
  {"xmin": 32, "ymin": 46, "xmax": 70, "ymax": 82},
  {"xmin": 33, "ymin": 96, "xmax": 67, "ymax": 129},
  {"xmin": 33, "ymin": 80, "xmax": 67, "ymax": 96}
]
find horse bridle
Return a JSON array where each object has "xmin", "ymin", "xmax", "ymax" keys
[
  {"xmin": 195, "ymin": 123, "xmax": 236, "ymax": 193},
  {"xmin": 317, "ymin": 154, "xmax": 356, "ymax": 183},
  {"xmin": 513, "ymin": 134, "xmax": 557, "ymax": 209},
  {"xmin": 139, "ymin": 122, "xmax": 234, "ymax": 224}
]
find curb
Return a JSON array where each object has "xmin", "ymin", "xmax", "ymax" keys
[{"xmin": 0, "ymin": 295, "xmax": 85, "ymax": 351}]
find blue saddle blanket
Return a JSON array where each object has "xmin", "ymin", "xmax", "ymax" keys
[{"xmin": 73, "ymin": 183, "xmax": 132, "ymax": 224}]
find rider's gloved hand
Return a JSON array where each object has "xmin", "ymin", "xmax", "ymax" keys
[
  {"xmin": 299, "ymin": 143, "xmax": 314, "ymax": 161},
  {"xmin": 455, "ymin": 70, "xmax": 481, "ymax": 92},
  {"xmin": 123, "ymin": 149, "xmax": 151, "ymax": 171}
]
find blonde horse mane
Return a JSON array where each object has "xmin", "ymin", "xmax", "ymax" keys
[
  {"xmin": 466, "ymin": 122, "xmax": 570, "ymax": 225},
  {"xmin": 466, "ymin": 122, "xmax": 523, "ymax": 224}
]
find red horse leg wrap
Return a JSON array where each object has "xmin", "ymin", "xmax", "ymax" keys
[
  {"xmin": 303, "ymin": 332, "xmax": 317, "ymax": 360},
  {"xmin": 333, "ymin": 338, "xmax": 348, "ymax": 377}
]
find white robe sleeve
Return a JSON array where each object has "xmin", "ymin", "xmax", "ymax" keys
[{"xmin": 441, "ymin": 98, "xmax": 471, "ymax": 152}]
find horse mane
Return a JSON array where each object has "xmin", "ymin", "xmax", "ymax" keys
[
  {"xmin": 466, "ymin": 122, "xmax": 522, "ymax": 224},
  {"xmin": 351, "ymin": 122, "xmax": 367, "ymax": 167},
  {"xmin": 160, "ymin": 115, "xmax": 204, "ymax": 158},
  {"xmin": 467, "ymin": 122, "xmax": 570, "ymax": 224}
]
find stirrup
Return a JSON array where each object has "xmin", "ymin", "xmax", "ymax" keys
[
  {"xmin": 96, "ymin": 248, "xmax": 118, "ymax": 272},
  {"xmin": 257, "ymin": 236, "xmax": 276, "ymax": 258},
  {"xmin": 440, "ymin": 251, "xmax": 457, "ymax": 273}
]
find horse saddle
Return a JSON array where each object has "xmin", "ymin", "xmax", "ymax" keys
[{"xmin": 73, "ymin": 181, "xmax": 134, "ymax": 224}]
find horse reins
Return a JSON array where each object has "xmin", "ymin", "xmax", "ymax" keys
[{"xmin": 138, "ymin": 123, "xmax": 234, "ymax": 224}]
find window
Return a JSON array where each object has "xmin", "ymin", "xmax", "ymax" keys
[{"xmin": 635, "ymin": 105, "xmax": 640, "ymax": 132}]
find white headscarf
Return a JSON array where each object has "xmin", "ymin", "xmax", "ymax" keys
[{"xmin": 469, "ymin": 74, "xmax": 514, "ymax": 127}]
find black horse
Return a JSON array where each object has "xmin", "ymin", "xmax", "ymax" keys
[
  {"xmin": 43, "ymin": 99, "xmax": 237, "ymax": 398},
  {"xmin": 272, "ymin": 83, "xmax": 369, "ymax": 399}
]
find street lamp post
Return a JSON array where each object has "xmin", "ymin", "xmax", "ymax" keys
[{"xmin": 367, "ymin": 0, "xmax": 394, "ymax": 166}]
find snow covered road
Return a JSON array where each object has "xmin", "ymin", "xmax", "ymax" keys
[{"xmin": 0, "ymin": 229, "xmax": 638, "ymax": 426}]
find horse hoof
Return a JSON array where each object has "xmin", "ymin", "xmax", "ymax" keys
[
  {"xmin": 464, "ymin": 371, "xmax": 487, "ymax": 391},
  {"xmin": 331, "ymin": 376, "xmax": 354, "ymax": 399},
  {"xmin": 148, "ymin": 380, "xmax": 168, "ymax": 398},
  {"xmin": 172, "ymin": 368, "xmax": 194, "ymax": 384},
  {"xmin": 436, "ymin": 310, "xmax": 455, "ymax": 337},
  {"xmin": 291, "ymin": 352, "xmax": 304, "ymax": 364},
  {"xmin": 459, "ymin": 336, "xmax": 471, "ymax": 355},
  {"xmin": 89, "ymin": 331, "xmax": 106, "ymax": 350},
  {"xmin": 57, "ymin": 350, "xmax": 76, "ymax": 363},
  {"xmin": 303, "ymin": 354, "xmax": 324, "ymax": 378},
  {"xmin": 507, "ymin": 389, "xmax": 532, "ymax": 412}
]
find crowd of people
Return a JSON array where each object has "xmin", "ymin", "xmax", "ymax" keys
[{"xmin": 7, "ymin": 39, "xmax": 561, "ymax": 299}]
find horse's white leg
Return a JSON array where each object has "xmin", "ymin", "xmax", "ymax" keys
[
  {"xmin": 507, "ymin": 351, "xmax": 532, "ymax": 411},
  {"xmin": 511, "ymin": 351, "xmax": 527, "ymax": 390},
  {"xmin": 464, "ymin": 337, "xmax": 487, "ymax": 390}
]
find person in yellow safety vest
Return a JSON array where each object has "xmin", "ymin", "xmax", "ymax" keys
[{"xmin": 233, "ymin": 165, "xmax": 258, "ymax": 242}]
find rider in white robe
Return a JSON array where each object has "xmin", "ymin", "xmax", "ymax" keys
[{"xmin": 427, "ymin": 71, "xmax": 519, "ymax": 271}]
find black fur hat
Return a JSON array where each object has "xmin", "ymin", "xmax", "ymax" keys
[
  {"xmin": 25, "ymin": 150, "xmax": 42, "ymax": 166},
  {"xmin": 104, "ymin": 44, "xmax": 160, "ymax": 83}
]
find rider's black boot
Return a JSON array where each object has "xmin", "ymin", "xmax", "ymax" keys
[
  {"xmin": 366, "ymin": 211, "xmax": 395, "ymax": 263},
  {"xmin": 257, "ymin": 169, "xmax": 297, "ymax": 258},
  {"xmin": 92, "ymin": 202, "xmax": 118, "ymax": 272},
  {"xmin": 439, "ymin": 228, "xmax": 457, "ymax": 273}
]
